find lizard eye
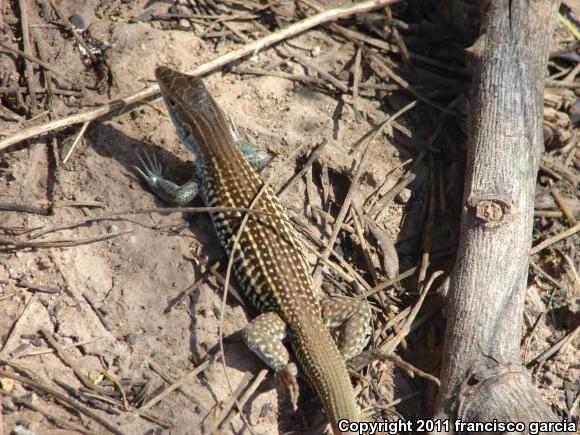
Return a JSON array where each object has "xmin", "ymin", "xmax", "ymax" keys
[{"xmin": 166, "ymin": 97, "xmax": 176, "ymax": 107}]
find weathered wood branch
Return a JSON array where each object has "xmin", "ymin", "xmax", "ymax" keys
[{"xmin": 434, "ymin": 0, "xmax": 562, "ymax": 432}]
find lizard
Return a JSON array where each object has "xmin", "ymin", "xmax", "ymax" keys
[{"xmin": 137, "ymin": 66, "xmax": 371, "ymax": 433}]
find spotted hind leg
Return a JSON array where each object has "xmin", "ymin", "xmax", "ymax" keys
[
  {"xmin": 321, "ymin": 297, "xmax": 372, "ymax": 361},
  {"xmin": 243, "ymin": 311, "xmax": 299, "ymax": 408}
]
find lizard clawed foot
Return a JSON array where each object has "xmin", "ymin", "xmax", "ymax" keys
[
  {"xmin": 134, "ymin": 151, "xmax": 163, "ymax": 184},
  {"xmin": 275, "ymin": 362, "xmax": 299, "ymax": 411}
]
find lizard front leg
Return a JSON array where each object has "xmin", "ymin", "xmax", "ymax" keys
[
  {"xmin": 135, "ymin": 152, "xmax": 199, "ymax": 206},
  {"xmin": 137, "ymin": 120, "xmax": 270, "ymax": 205}
]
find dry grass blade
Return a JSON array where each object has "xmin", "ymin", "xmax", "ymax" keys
[{"xmin": 530, "ymin": 222, "xmax": 580, "ymax": 254}]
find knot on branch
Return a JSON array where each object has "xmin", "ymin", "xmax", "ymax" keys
[{"xmin": 468, "ymin": 195, "xmax": 513, "ymax": 227}]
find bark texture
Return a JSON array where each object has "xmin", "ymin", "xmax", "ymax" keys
[{"xmin": 434, "ymin": 0, "xmax": 562, "ymax": 432}]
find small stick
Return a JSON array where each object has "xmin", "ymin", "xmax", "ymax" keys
[
  {"xmin": 363, "ymin": 50, "xmax": 449, "ymax": 113},
  {"xmin": 0, "ymin": 369, "xmax": 123, "ymax": 434},
  {"xmin": 367, "ymin": 173, "xmax": 415, "ymax": 220},
  {"xmin": 18, "ymin": 336, "xmax": 103, "ymax": 358},
  {"xmin": 380, "ymin": 353, "xmax": 439, "ymax": 385},
  {"xmin": 17, "ymin": 0, "xmax": 37, "ymax": 113},
  {"xmin": 0, "ymin": 0, "xmax": 400, "ymax": 152},
  {"xmin": 39, "ymin": 328, "xmax": 108, "ymax": 394},
  {"xmin": 0, "ymin": 104, "xmax": 25, "ymax": 122},
  {"xmin": 2, "ymin": 389, "xmax": 88, "ymax": 432},
  {"xmin": 0, "ymin": 230, "xmax": 131, "ymax": 249},
  {"xmin": 313, "ymin": 138, "xmax": 371, "ymax": 284},
  {"xmin": 530, "ymin": 222, "xmax": 580, "ymax": 255},
  {"xmin": 17, "ymin": 280, "xmax": 59, "ymax": 294},
  {"xmin": 320, "ymin": 161, "xmax": 330, "ymax": 211},
  {"xmin": 219, "ymin": 369, "xmax": 268, "ymax": 431},
  {"xmin": 28, "ymin": 206, "xmax": 286, "ymax": 239},
  {"xmin": 122, "ymin": 356, "xmax": 216, "ymax": 423},
  {"xmin": 304, "ymin": 164, "xmax": 317, "ymax": 217},
  {"xmin": 61, "ymin": 121, "xmax": 91, "ymax": 163},
  {"xmin": 526, "ymin": 324, "xmax": 580, "ymax": 366},
  {"xmin": 541, "ymin": 156, "xmax": 580, "ymax": 185},
  {"xmin": 36, "ymin": 33, "xmax": 61, "ymax": 205},
  {"xmin": 0, "ymin": 39, "xmax": 75, "ymax": 85},
  {"xmin": 83, "ymin": 294, "xmax": 112, "ymax": 331},
  {"xmin": 0, "ymin": 293, "xmax": 39, "ymax": 356},
  {"xmin": 530, "ymin": 262, "xmax": 567, "ymax": 291},
  {"xmin": 550, "ymin": 188, "xmax": 577, "ymax": 225},
  {"xmin": 292, "ymin": 53, "xmax": 349, "ymax": 92},
  {"xmin": 208, "ymin": 372, "xmax": 254, "ymax": 433},
  {"xmin": 164, "ymin": 277, "xmax": 206, "ymax": 314},
  {"xmin": 0, "ymin": 85, "xmax": 84, "ymax": 97},
  {"xmin": 147, "ymin": 360, "xmax": 207, "ymax": 411},
  {"xmin": 234, "ymin": 66, "xmax": 397, "ymax": 92},
  {"xmin": 0, "ymin": 201, "xmax": 51, "ymax": 215},
  {"xmin": 534, "ymin": 210, "xmax": 562, "ymax": 218},
  {"xmin": 351, "ymin": 208, "xmax": 378, "ymax": 285},
  {"xmin": 418, "ymin": 156, "xmax": 436, "ymax": 284},
  {"xmin": 351, "ymin": 45, "xmax": 363, "ymax": 121},
  {"xmin": 234, "ymin": 66, "xmax": 338, "ymax": 87},
  {"xmin": 538, "ymin": 161, "xmax": 562, "ymax": 180},
  {"xmin": 278, "ymin": 139, "xmax": 328, "ymax": 196},
  {"xmin": 559, "ymin": 250, "xmax": 580, "ymax": 294},
  {"xmin": 360, "ymin": 267, "xmax": 417, "ymax": 300},
  {"xmin": 48, "ymin": 0, "xmax": 97, "ymax": 64},
  {"xmin": 384, "ymin": 6, "xmax": 409, "ymax": 64}
]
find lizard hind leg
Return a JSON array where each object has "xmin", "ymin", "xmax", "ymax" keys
[
  {"xmin": 243, "ymin": 311, "xmax": 299, "ymax": 409},
  {"xmin": 321, "ymin": 297, "xmax": 372, "ymax": 361}
]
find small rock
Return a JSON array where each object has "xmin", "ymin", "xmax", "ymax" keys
[
  {"xmin": 259, "ymin": 401, "xmax": 273, "ymax": 418},
  {"xmin": 124, "ymin": 333, "xmax": 138, "ymax": 345},
  {"xmin": 38, "ymin": 256, "xmax": 52, "ymax": 270},
  {"xmin": 179, "ymin": 18, "xmax": 191, "ymax": 28},
  {"xmin": 396, "ymin": 188, "xmax": 412, "ymax": 204},
  {"xmin": 2, "ymin": 397, "xmax": 15, "ymax": 412},
  {"xmin": 541, "ymin": 371, "xmax": 556, "ymax": 386},
  {"xmin": 310, "ymin": 46, "xmax": 321, "ymax": 57},
  {"xmin": 11, "ymin": 425, "xmax": 35, "ymax": 435}
]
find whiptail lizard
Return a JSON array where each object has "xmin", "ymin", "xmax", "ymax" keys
[{"xmin": 138, "ymin": 66, "xmax": 371, "ymax": 433}]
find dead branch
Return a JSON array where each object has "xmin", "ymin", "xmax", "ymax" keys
[
  {"xmin": 434, "ymin": 0, "xmax": 562, "ymax": 431},
  {"xmin": 0, "ymin": 0, "xmax": 400, "ymax": 153}
]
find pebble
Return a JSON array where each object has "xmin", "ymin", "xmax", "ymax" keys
[{"xmin": 396, "ymin": 188, "xmax": 412, "ymax": 204}]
